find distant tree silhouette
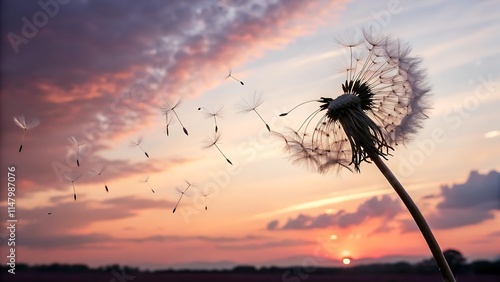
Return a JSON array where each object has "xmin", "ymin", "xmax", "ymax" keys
[
  {"xmin": 2, "ymin": 258, "xmax": 499, "ymax": 277},
  {"xmin": 470, "ymin": 260, "xmax": 500, "ymax": 274},
  {"xmin": 232, "ymin": 265, "xmax": 257, "ymax": 273},
  {"xmin": 415, "ymin": 257, "xmax": 437, "ymax": 274},
  {"xmin": 443, "ymin": 249, "xmax": 466, "ymax": 274},
  {"xmin": 32, "ymin": 263, "xmax": 90, "ymax": 272},
  {"xmin": 416, "ymin": 249, "xmax": 467, "ymax": 274},
  {"xmin": 392, "ymin": 262, "xmax": 414, "ymax": 274}
]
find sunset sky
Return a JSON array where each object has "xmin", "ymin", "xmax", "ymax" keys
[{"xmin": 1, "ymin": 0, "xmax": 499, "ymax": 270}]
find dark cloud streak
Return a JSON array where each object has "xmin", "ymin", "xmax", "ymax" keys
[
  {"xmin": 402, "ymin": 170, "xmax": 499, "ymax": 232},
  {"xmin": 268, "ymin": 195, "xmax": 403, "ymax": 230}
]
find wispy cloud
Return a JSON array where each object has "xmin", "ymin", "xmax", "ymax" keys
[
  {"xmin": 216, "ymin": 239, "xmax": 314, "ymax": 250},
  {"xmin": 247, "ymin": 183, "xmax": 435, "ymax": 220}
]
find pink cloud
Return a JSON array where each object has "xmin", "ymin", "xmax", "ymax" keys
[{"xmin": 1, "ymin": 0, "xmax": 351, "ymax": 196}]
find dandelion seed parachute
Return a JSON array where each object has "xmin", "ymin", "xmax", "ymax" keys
[
  {"xmin": 281, "ymin": 30, "xmax": 431, "ymax": 173},
  {"xmin": 238, "ymin": 93, "xmax": 272, "ymax": 132},
  {"xmin": 13, "ymin": 115, "xmax": 40, "ymax": 152},
  {"xmin": 68, "ymin": 136, "xmax": 86, "ymax": 167},
  {"xmin": 226, "ymin": 69, "xmax": 244, "ymax": 85},
  {"xmin": 173, "ymin": 181, "xmax": 193, "ymax": 213},
  {"xmin": 199, "ymin": 190, "xmax": 210, "ymax": 210},
  {"xmin": 139, "ymin": 176, "xmax": 155, "ymax": 193},
  {"xmin": 89, "ymin": 165, "xmax": 109, "ymax": 192},
  {"xmin": 129, "ymin": 137, "xmax": 150, "ymax": 158},
  {"xmin": 203, "ymin": 133, "xmax": 233, "ymax": 165},
  {"xmin": 161, "ymin": 99, "xmax": 189, "ymax": 136},
  {"xmin": 64, "ymin": 173, "xmax": 81, "ymax": 201},
  {"xmin": 199, "ymin": 106, "xmax": 224, "ymax": 133}
]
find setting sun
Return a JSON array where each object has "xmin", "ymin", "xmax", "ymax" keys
[{"xmin": 342, "ymin": 257, "xmax": 351, "ymax": 265}]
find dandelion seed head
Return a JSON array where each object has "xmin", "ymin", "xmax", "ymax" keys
[{"xmin": 282, "ymin": 29, "xmax": 431, "ymax": 173}]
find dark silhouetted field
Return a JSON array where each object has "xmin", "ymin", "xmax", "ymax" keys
[{"xmin": 1, "ymin": 272, "xmax": 499, "ymax": 282}]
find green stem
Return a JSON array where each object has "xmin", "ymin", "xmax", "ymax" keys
[{"xmin": 370, "ymin": 154, "xmax": 455, "ymax": 282}]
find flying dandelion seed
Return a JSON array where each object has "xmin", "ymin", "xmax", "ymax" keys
[
  {"xmin": 139, "ymin": 176, "xmax": 155, "ymax": 193},
  {"xmin": 198, "ymin": 106, "xmax": 224, "ymax": 133},
  {"xmin": 238, "ymin": 92, "xmax": 271, "ymax": 131},
  {"xmin": 225, "ymin": 69, "xmax": 244, "ymax": 85},
  {"xmin": 129, "ymin": 137, "xmax": 149, "ymax": 158},
  {"xmin": 48, "ymin": 212, "xmax": 52, "ymax": 215},
  {"xmin": 68, "ymin": 136, "xmax": 86, "ymax": 167},
  {"xmin": 173, "ymin": 180, "xmax": 193, "ymax": 213},
  {"xmin": 203, "ymin": 133, "xmax": 233, "ymax": 165},
  {"xmin": 197, "ymin": 189, "xmax": 211, "ymax": 210},
  {"xmin": 13, "ymin": 115, "xmax": 40, "ymax": 152},
  {"xmin": 89, "ymin": 165, "xmax": 109, "ymax": 192},
  {"xmin": 161, "ymin": 99, "xmax": 189, "ymax": 136},
  {"xmin": 64, "ymin": 172, "xmax": 81, "ymax": 201},
  {"xmin": 278, "ymin": 29, "xmax": 455, "ymax": 282}
]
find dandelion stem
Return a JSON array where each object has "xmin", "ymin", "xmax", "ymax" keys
[
  {"xmin": 228, "ymin": 74, "xmax": 244, "ymax": 85},
  {"xmin": 172, "ymin": 109, "xmax": 189, "ymax": 135},
  {"xmin": 253, "ymin": 109, "xmax": 270, "ymax": 131},
  {"xmin": 165, "ymin": 115, "xmax": 170, "ymax": 136},
  {"xmin": 173, "ymin": 183, "xmax": 191, "ymax": 213},
  {"xmin": 279, "ymin": 100, "xmax": 320, "ymax": 116},
  {"xmin": 173, "ymin": 194, "xmax": 183, "ymax": 213},
  {"xmin": 215, "ymin": 144, "xmax": 232, "ymax": 165},
  {"xmin": 147, "ymin": 183, "xmax": 155, "ymax": 193},
  {"xmin": 100, "ymin": 175, "xmax": 109, "ymax": 192},
  {"xmin": 19, "ymin": 130, "xmax": 26, "ymax": 152},
  {"xmin": 232, "ymin": 76, "xmax": 244, "ymax": 85},
  {"xmin": 370, "ymin": 154, "xmax": 455, "ymax": 282},
  {"xmin": 72, "ymin": 182, "xmax": 77, "ymax": 201},
  {"xmin": 138, "ymin": 145, "xmax": 149, "ymax": 158}
]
